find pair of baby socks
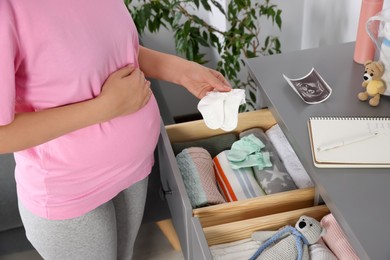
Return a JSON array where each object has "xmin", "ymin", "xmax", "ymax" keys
[
  {"xmin": 197, "ymin": 89, "xmax": 246, "ymax": 131},
  {"xmin": 227, "ymin": 134, "xmax": 272, "ymax": 170}
]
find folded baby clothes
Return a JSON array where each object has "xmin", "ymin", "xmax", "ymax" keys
[
  {"xmin": 171, "ymin": 133, "xmax": 238, "ymax": 158},
  {"xmin": 213, "ymin": 150, "xmax": 265, "ymax": 202},
  {"xmin": 176, "ymin": 147, "xmax": 225, "ymax": 208},
  {"xmin": 210, "ymin": 238, "xmax": 262, "ymax": 260},
  {"xmin": 240, "ymin": 128, "xmax": 297, "ymax": 194},
  {"xmin": 265, "ymin": 124, "xmax": 314, "ymax": 189},
  {"xmin": 309, "ymin": 239, "xmax": 338, "ymax": 260},
  {"xmin": 320, "ymin": 213, "xmax": 359, "ymax": 260},
  {"xmin": 310, "ymin": 245, "xmax": 339, "ymax": 260},
  {"xmin": 197, "ymin": 89, "xmax": 246, "ymax": 131}
]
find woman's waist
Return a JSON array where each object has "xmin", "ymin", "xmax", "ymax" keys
[{"xmin": 17, "ymin": 98, "xmax": 161, "ymax": 171}]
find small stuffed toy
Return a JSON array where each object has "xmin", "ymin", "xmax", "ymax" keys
[
  {"xmin": 249, "ymin": 215, "xmax": 326, "ymax": 260},
  {"xmin": 358, "ymin": 60, "xmax": 386, "ymax": 106}
]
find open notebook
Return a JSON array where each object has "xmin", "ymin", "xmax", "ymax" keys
[{"xmin": 308, "ymin": 116, "xmax": 390, "ymax": 168}]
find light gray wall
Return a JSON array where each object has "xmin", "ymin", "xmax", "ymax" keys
[
  {"xmin": 302, "ymin": 0, "xmax": 390, "ymax": 49},
  {"xmin": 301, "ymin": 0, "xmax": 361, "ymax": 49},
  {"xmin": 138, "ymin": 0, "xmax": 390, "ymax": 118}
]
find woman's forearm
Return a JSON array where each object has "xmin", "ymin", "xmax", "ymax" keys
[
  {"xmin": 0, "ymin": 97, "xmax": 107, "ymax": 154},
  {"xmin": 138, "ymin": 46, "xmax": 231, "ymax": 99},
  {"xmin": 138, "ymin": 46, "xmax": 191, "ymax": 85}
]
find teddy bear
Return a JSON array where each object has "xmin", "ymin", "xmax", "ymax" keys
[
  {"xmin": 358, "ymin": 60, "xmax": 386, "ymax": 106},
  {"xmin": 248, "ymin": 215, "xmax": 326, "ymax": 260}
]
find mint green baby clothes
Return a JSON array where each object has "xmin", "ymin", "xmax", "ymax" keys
[
  {"xmin": 227, "ymin": 134, "xmax": 272, "ymax": 170},
  {"xmin": 227, "ymin": 134, "xmax": 265, "ymax": 162},
  {"xmin": 229, "ymin": 152, "xmax": 272, "ymax": 170}
]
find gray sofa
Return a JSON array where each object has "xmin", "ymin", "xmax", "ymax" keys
[
  {"xmin": 0, "ymin": 153, "xmax": 30, "ymax": 255},
  {"xmin": 0, "ymin": 78, "xmax": 175, "ymax": 256}
]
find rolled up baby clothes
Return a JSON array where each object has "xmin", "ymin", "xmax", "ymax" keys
[
  {"xmin": 265, "ymin": 124, "xmax": 314, "ymax": 189},
  {"xmin": 213, "ymin": 150, "xmax": 265, "ymax": 202},
  {"xmin": 240, "ymin": 128, "xmax": 297, "ymax": 194},
  {"xmin": 176, "ymin": 147, "xmax": 225, "ymax": 208},
  {"xmin": 320, "ymin": 213, "xmax": 359, "ymax": 260}
]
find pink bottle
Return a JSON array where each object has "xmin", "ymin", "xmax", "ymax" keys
[{"xmin": 354, "ymin": 0, "xmax": 384, "ymax": 64}]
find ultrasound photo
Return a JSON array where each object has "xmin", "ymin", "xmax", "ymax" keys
[{"xmin": 283, "ymin": 68, "xmax": 332, "ymax": 104}]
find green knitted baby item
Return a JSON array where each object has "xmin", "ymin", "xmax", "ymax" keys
[
  {"xmin": 227, "ymin": 134, "xmax": 265, "ymax": 162},
  {"xmin": 229, "ymin": 152, "xmax": 272, "ymax": 170}
]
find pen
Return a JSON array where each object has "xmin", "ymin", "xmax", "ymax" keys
[{"xmin": 317, "ymin": 132, "xmax": 379, "ymax": 152}]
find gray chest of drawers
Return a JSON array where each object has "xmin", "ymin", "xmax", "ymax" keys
[{"xmin": 158, "ymin": 109, "xmax": 329, "ymax": 259}]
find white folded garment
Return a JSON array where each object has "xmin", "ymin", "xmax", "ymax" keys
[
  {"xmin": 210, "ymin": 238, "xmax": 262, "ymax": 260},
  {"xmin": 309, "ymin": 241, "xmax": 339, "ymax": 260},
  {"xmin": 265, "ymin": 124, "xmax": 314, "ymax": 189}
]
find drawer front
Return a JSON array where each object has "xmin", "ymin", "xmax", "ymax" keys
[
  {"xmin": 190, "ymin": 217, "xmax": 213, "ymax": 260},
  {"xmin": 158, "ymin": 123, "xmax": 193, "ymax": 259}
]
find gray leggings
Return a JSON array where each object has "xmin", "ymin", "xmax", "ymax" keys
[{"xmin": 18, "ymin": 177, "xmax": 148, "ymax": 260}]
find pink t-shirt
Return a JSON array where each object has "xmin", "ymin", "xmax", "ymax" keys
[{"xmin": 0, "ymin": 0, "xmax": 161, "ymax": 219}]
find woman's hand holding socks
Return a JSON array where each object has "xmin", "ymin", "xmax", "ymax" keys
[{"xmin": 197, "ymin": 89, "xmax": 245, "ymax": 131}]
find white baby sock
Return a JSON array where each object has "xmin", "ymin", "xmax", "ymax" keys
[
  {"xmin": 221, "ymin": 89, "xmax": 246, "ymax": 131},
  {"xmin": 197, "ymin": 91, "xmax": 227, "ymax": 129}
]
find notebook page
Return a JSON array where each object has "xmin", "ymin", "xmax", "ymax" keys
[{"xmin": 308, "ymin": 117, "xmax": 390, "ymax": 167}]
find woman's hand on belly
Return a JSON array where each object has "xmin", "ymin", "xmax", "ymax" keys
[{"xmin": 97, "ymin": 64, "xmax": 153, "ymax": 121}]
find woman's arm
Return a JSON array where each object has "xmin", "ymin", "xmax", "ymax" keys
[
  {"xmin": 138, "ymin": 46, "xmax": 231, "ymax": 99},
  {"xmin": 0, "ymin": 98, "xmax": 108, "ymax": 154},
  {"xmin": 0, "ymin": 65, "xmax": 151, "ymax": 154}
]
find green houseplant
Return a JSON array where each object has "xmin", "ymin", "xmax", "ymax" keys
[{"xmin": 125, "ymin": 0, "xmax": 282, "ymax": 111}]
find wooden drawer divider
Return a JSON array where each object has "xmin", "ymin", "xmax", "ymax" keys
[
  {"xmin": 193, "ymin": 187, "xmax": 316, "ymax": 228},
  {"xmin": 203, "ymin": 205, "xmax": 330, "ymax": 246}
]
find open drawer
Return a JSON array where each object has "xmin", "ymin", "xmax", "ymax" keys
[{"xmin": 157, "ymin": 109, "xmax": 328, "ymax": 259}]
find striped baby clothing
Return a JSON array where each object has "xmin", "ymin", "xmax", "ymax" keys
[{"xmin": 213, "ymin": 150, "xmax": 265, "ymax": 202}]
